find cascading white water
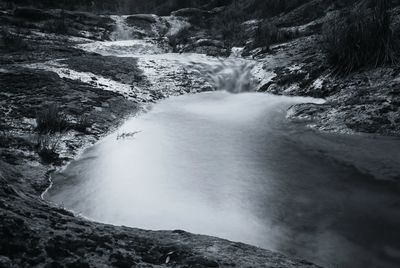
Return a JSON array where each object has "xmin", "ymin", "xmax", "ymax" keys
[
  {"xmin": 189, "ymin": 59, "xmax": 256, "ymax": 93},
  {"xmin": 110, "ymin": 16, "xmax": 133, "ymax": 41}
]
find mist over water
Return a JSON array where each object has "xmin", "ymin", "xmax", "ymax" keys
[
  {"xmin": 47, "ymin": 22, "xmax": 400, "ymax": 268},
  {"xmin": 110, "ymin": 16, "xmax": 132, "ymax": 41},
  {"xmin": 46, "ymin": 90, "xmax": 400, "ymax": 268},
  {"xmin": 47, "ymin": 92, "xmax": 320, "ymax": 247}
]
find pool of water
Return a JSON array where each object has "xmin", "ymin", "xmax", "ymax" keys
[{"xmin": 46, "ymin": 91, "xmax": 400, "ymax": 268}]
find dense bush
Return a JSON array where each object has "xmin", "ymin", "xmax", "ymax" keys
[
  {"xmin": 253, "ymin": 20, "xmax": 300, "ymax": 49},
  {"xmin": 253, "ymin": 21, "xmax": 278, "ymax": 48},
  {"xmin": 209, "ymin": 9, "xmax": 247, "ymax": 47},
  {"xmin": 322, "ymin": 0, "xmax": 398, "ymax": 74},
  {"xmin": 36, "ymin": 104, "xmax": 69, "ymax": 134}
]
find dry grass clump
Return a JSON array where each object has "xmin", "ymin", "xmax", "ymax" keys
[
  {"xmin": 72, "ymin": 116, "xmax": 91, "ymax": 134},
  {"xmin": 322, "ymin": 0, "xmax": 398, "ymax": 74},
  {"xmin": 35, "ymin": 134, "xmax": 60, "ymax": 163},
  {"xmin": 36, "ymin": 104, "xmax": 69, "ymax": 134}
]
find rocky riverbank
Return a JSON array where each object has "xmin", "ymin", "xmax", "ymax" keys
[{"xmin": 1, "ymin": 1, "xmax": 399, "ymax": 267}]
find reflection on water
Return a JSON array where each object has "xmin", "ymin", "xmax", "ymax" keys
[{"xmin": 46, "ymin": 91, "xmax": 400, "ymax": 268}]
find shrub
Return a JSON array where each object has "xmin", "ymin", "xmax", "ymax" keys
[
  {"xmin": 322, "ymin": 0, "xmax": 398, "ymax": 74},
  {"xmin": 72, "ymin": 116, "xmax": 91, "ymax": 133},
  {"xmin": 253, "ymin": 21, "xmax": 300, "ymax": 49},
  {"xmin": 35, "ymin": 134, "xmax": 60, "ymax": 163},
  {"xmin": 209, "ymin": 9, "xmax": 247, "ymax": 47},
  {"xmin": 36, "ymin": 104, "xmax": 69, "ymax": 134},
  {"xmin": 0, "ymin": 129, "xmax": 9, "ymax": 148},
  {"xmin": 254, "ymin": 21, "xmax": 278, "ymax": 48}
]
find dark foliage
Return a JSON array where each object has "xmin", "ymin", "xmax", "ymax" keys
[
  {"xmin": 5, "ymin": 0, "xmax": 206, "ymax": 14},
  {"xmin": 72, "ymin": 116, "xmax": 91, "ymax": 134},
  {"xmin": 0, "ymin": 129, "xmax": 10, "ymax": 148},
  {"xmin": 36, "ymin": 104, "xmax": 69, "ymax": 134},
  {"xmin": 209, "ymin": 9, "xmax": 247, "ymax": 47},
  {"xmin": 322, "ymin": 0, "xmax": 398, "ymax": 74},
  {"xmin": 252, "ymin": 20, "xmax": 300, "ymax": 50},
  {"xmin": 253, "ymin": 21, "xmax": 278, "ymax": 48},
  {"xmin": 35, "ymin": 134, "xmax": 60, "ymax": 163},
  {"xmin": 245, "ymin": 0, "xmax": 309, "ymax": 18}
]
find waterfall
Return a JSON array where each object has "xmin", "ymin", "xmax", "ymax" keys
[
  {"xmin": 110, "ymin": 16, "xmax": 132, "ymax": 41},
  {"xmin": 190, "ymin": 59, "xmax": 256, "ymax": 94}
]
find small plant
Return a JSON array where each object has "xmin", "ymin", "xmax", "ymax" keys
[
  {"xmin": 36, "ymin": 104, "xmax": 69, "ymax": 134},
  {"xmin": 35, "ymin": 134, "xmax": 60, "ymax": 163},
  {"xmin": 0, "ymin": 129, "xmax": 9, "ymax": 148},
  {"xmin": 322, "ymin": 0, "xmax": 398, "ymax": 74},
  {"xmin": 117, "ymin": 131, "xmax": 141, "ymax": 140},
  {"xmin": 73, "ymin": 116, "xmax": 91, "ymax": 134}
]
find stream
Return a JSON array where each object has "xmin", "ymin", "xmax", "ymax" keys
[{"xmin": 45, "ymin": 18, "xmax": 400, "ymax": 268}]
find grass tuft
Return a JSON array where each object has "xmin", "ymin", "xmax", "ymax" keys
[
  {"xmin": 72, "ymin": 116, "xmax": 92, "ymax": 134},
  {"xmin": 35, "ymin": 134, "xmax": 60, "ymax": 163},
  {"xmin": 322, "ymin": 0, "xmax": 398, "ymax": 74},
  {"xmin": 36, "ymin": 104, "xmax": 69, "ymax": 134}
]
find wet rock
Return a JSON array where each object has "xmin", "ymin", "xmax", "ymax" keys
[{"xmin": 171, "ymin": 8, "xmax": 212, "ymax": 18}]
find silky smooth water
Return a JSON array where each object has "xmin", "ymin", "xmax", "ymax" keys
[
  {"xmin": 46, "ymin": 91, "xmax": 400, "ymax": 268},
  {"xmin": 47, "ymin": 19, "xmax": 400, "ymax": 267}
]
